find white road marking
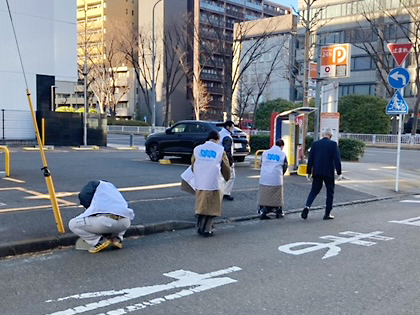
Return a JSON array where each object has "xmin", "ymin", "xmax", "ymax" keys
[
  {"xmin": 389, "ymin": 216, "xmax": 420, "ymax": 226},
  {"xmin": 399, "ymin": 200, "xmax": 420, "ymax": 203},
  {"xmin": 44, "ymin": 266, "xmax": 241, "ymax": 315},
  {"xmin": 278, "ymin": 231, "xmax": 393, "ymax": 259},
  {"xmin": 2, "ymin": 177, "xmax": 25, "ymax": 183}
]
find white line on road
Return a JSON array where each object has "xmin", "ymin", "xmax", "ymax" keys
[
  {"xmin": 400, "ymin": 200, "xmax": 420, "ymax": 203},
  {"xmin": 44, "ymin": 266, "xmax": 242, "ymax": 315}
]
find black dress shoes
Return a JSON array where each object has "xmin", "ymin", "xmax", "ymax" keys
[
  {"xmin": 301, "ymin": 207, "xmax": 309, "ymax": 219},
  {"xmin": 276, "ymin": 209, "xmax": 284, "ymax": 219},
  {"xmin": 223, "ymin": 195, "xmax": 234, "ymax": 201},
  {"xmin": 323, "ymin": 214, "xmax": 335, "ymax": 220}
]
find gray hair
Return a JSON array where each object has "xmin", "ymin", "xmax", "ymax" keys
[{"xmin": 322, "ymin": 128, "xmax": 333, "ymax": 137}]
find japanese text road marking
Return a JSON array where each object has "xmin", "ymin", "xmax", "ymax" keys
[
  {"xmin": 44, "ymin": 266, "xmax": 241, "ymax": 315},
  {"xmin": 278, "ymin": 231, "xmax": 393, "ymax": 259},
  {"xmin": 389, "ymin": 216, "xmax": 420, "ymax": 226}
]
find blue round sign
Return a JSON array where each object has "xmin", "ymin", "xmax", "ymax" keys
[{"xmin": 388, "ymin": 68, "xmax": 410, "ymax": 89}]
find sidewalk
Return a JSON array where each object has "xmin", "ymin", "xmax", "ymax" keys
[{"xmin": 0, "ymin": 152, "xmax": 419, "ymax": 259}]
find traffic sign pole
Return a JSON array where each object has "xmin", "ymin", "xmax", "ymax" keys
[
  {"xmin": 396, "ymin": 113, "xmax": 402, "ymax": 192},
  {"xmin": 386, "ymin": 44, "xmax": 413, "ymax": 192}
]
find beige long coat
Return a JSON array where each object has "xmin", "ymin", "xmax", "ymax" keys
[{"xmin": 191, "ymin": 150, "xmax": 231, "ymax": 217}]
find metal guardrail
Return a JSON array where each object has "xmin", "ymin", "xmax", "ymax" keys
[
  {"xmin": 107, "ymin": 125, "xmax": 420, "ymax": 145},
  {"xmin": 107, "ymin": 125, "xmax": 166, "ymax": 135},
  {"xmin": 340, "ymin": 133, "xmax": 420, "ymax": 145}
]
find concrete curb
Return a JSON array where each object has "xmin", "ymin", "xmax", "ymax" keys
[
  {"xmin": 0, "ymin": 196, "xmax": 401, "ymax": 259},
  {"xmin": 0, "ymin": 221, "xmax": 195, "ymax": 259}
]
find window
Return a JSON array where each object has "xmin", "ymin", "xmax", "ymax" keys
[
  {"xmin": 173, "ymin": 124, "xmax": 186, "ymax": 133},
  {"xmin": 352, "ymin": 56, "xmax": 372, "ymax": 71},
  {"xmin": 186, "ymin": 124, "xmax": 208, "ymax": 133},
  {"xmin": 339, "ymin": 84, "xmax": 376, "ymax": 96}
]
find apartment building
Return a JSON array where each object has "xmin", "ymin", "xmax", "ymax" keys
[
  {"xmin": 196, "ymin": 0, "xmax": 291, "ymax": 120},
  {"xmin": 138, "ymin": 0, "xmax": 291, "ymax": 125},
  {"xmin": 296, "ymin": 0, "xmax": 418, "ymax": 110},
  {"xmin": 76, "ymin": 0, "xmax": 138, "ymax": 118}
]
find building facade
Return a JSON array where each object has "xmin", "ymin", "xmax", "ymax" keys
[
  {"xmin": 0, "ymin": 0, "xmax": 77, "ymax": 140},
  {"xmin": 232, "ymin": 14, "xmax": 297, "ymax": 121},
  {"xmin": 195, "ymin": 0, "xmax": 291, "ymax": 120},
  {"xmin": 296, "ymin": 0, "xmax": 418, "ymax": 111}
]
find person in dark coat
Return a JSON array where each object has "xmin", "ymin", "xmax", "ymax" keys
[{"xmin": 301, "ymin": 128, "xmax": 342, "ymax": 220}]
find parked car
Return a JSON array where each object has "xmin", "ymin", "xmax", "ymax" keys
[{"xmin": 145, "ymin": 120, "xmax": 251, "ymax": 162}]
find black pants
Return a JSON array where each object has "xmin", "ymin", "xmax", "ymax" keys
[
  {"xmin": 305, "ymin": 175, "xmax": 335, "ymax": 215},
  {"xmin": 197, "ymin": 215, "xmax": 215, "ymax": 234}
]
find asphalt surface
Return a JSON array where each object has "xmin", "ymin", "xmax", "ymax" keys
[
  {"xmin": 0, "ymin": 144, "xmax": 419, "ymax": 258},
  {"xmin": 2, "ymin": 196, "xmax": 420, "ymax": 315}
]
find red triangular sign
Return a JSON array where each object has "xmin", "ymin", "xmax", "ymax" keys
[{"xmin": 387, "ymin": 43, "xmax": 413, "ymax": 66}]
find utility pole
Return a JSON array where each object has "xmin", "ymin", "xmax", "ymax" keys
[
  {"xmin": 152, "ymin": 0, "xmax": 163, "ymax": 133},
  {"xmin": 83, "ymin": 2, "xmax": 88, "ymax": 146},
  {"xmin": 303, "ymin": 0, "xmax": 311, "ymax": 107},
  {"xmin": 193, "ymin": 0, "xmax": 201, "ymax": 120}
]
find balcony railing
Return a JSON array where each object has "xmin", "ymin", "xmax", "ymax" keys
[{"xmin": 200, "ymin": 2, "xmax": 225, "ymax": 13}]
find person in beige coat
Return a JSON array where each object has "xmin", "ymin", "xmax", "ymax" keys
[{"xmin": 192, "ymin": 130, "xmax": 231, "ymax": 237}]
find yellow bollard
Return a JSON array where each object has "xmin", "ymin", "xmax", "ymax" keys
[
  {"xmin": 26, "ymin": 89, "xmax": 65, "ymax": 234},
  {"xmin": 0, "ymin": 146, "xmax": 10, "ymax": 177},
  {"xmin": 254, "ymin": 150, "xmax": 265, "ymax": 169}
]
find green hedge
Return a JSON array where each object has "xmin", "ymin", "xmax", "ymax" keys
[
  {"xmin": 306, "ymin": 136, "xmax": 364, "ymax": 161},
  {"xmin": 250, "ymin": 135, "xmax": 270, "ymax": 153},
  {"xmin": 338, "ymin": 138, "xmax": 365, "ymax": 161},
  {"xmin": 107, "ymin": 119, "xmax": 150, "ymax": 126},
  {"xmin": 256, "ymin": 135, "xmax": 364, "ymax": 161}
]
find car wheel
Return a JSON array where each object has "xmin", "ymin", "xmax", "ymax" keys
[
  {"xmin": 148, "ymin": 143, "xmax": 163, "ymax": 162},
  {"xmin": 234, "ymin": 156, "xmax": 245, "ymax": 162}
]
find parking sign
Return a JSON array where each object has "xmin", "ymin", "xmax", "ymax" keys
[{"xmin": 320, "ymin": 44, "xmax": 351, "ymax": 78}]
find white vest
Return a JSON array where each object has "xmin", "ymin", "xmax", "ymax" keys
[
  {"xmin": 193, "ymin": 141, "xmax": 225, "ymax": 190},
  {"xmin": 259, "ymin": 145, "xmax": 287, "ymax": 186},
  {"xmin": 219, "ymin": 128, "xmax": 234, "ymax": 156}
]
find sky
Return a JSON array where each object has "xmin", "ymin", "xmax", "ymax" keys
[{"xmin": 271, "ymin": 0, "xmax": 299, "ymax": 11}]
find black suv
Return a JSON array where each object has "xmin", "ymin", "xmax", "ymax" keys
[{"xmin": 145, "ymin": 120, "xmax": 251, "ymax": 162}]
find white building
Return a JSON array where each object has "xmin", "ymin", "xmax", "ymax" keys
[{"xmin": 0, "ymin": 0, "xmax": 77, "ymax": 140}]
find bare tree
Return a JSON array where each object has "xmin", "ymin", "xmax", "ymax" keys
[
  {"xmin": 192, "ymin": 80, "xmax": 211, "ymax": 120},
  {"xmin": 195, "ymin": 13, "xmax": 295, "ymax": 119},
  {"xmin": 232, "ymin": 75, "xmax": 255, "ymax": 124},
  {"xmin": 162, "ymin": 19, "xmax": 189, "ymax": 125},
  {"xmin": 119, "ymin": 23, "xmax": 162, "ymax": 121},
  {"xmin": 232, "ymin": 35, "xmax": 287, "ymax": 125},
  {"xmin": 295, "ymin": 0, "xmax": 330, "ymax": 106},
  {"xmin": 88, "ymin": 23, "xmax": 131, "ymax": 118}
]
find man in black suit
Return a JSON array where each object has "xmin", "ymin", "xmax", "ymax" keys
[{"xmin": 301, "ymin": 128, "xmax": 342, "ymax": 220}]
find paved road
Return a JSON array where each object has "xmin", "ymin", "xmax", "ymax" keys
[
  {"xmin": 2, "ymin": 196, "xmax": 420, "ymax": 315},
  {"xmin": 0, "ymin": 148, "xmax": 375, "ymax": 245},
  {"xmin": 361, "ymin": 147, "xmax": 420, "ymax": 171}
]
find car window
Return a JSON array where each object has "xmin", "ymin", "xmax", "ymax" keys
[
  {"xmin": 172, "ymin": 124, "xmax": 187, "ymax": 133},
  {"xmin": 186, "ymin": 123, "xmax": 207, "ymax": 133}
]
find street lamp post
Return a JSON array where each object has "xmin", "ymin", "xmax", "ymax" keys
[{"xmin": 152, "ymin": 0, "xmax": 163, "ymax": 133}]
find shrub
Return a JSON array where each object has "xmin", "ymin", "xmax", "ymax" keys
[
  {"xmin": 305, "ymin": 136, "xmax": 314, "ymax": 155},
  {"xmin": 250, "ymin": 135, "xmax": 270, "ymax": 153},
  {"xmin": 339, "ymin": 138, "xmax": 365, "ymax": 161}
]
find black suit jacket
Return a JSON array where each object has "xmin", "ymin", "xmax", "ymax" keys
[{"xmin": 307, "ymin": 137, "xmax": 342, "ymax": 178}]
